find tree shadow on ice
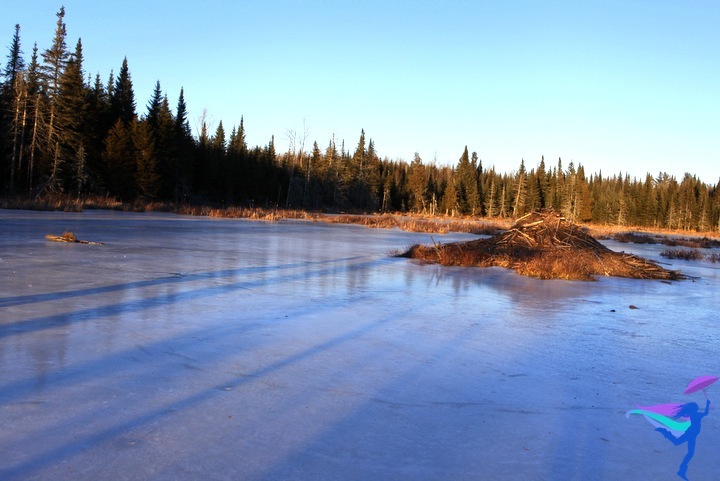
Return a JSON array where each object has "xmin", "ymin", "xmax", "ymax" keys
[
  {"xmin": 0, "ymin": 257, "xmax": 367, "ymax": 309},
  {"xmin": 0, "ymin": 256, "xmax": 378, "ymax": 339},
  {"xmin": 247, "ymin": 320, "xmax": 533, "ymax": 480},
  {"xmin": 0, "ymin": 297, "xmax": 403, "ymax": 480}
]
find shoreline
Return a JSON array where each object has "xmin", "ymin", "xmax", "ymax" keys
[{"xmin": 2, "ymin": 195, "xmax": 719, "ymax": 246}]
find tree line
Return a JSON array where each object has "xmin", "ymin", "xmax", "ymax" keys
[{"xmin": 1, "ymin": 8, "xmax": 719, "ymax": 231}]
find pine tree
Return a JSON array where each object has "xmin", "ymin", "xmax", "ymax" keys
[
  {"xmin": 39, "ymin": 6, "xmax": 70, "ymax": 192},
  {"xmin": 441, "ymin": 175, "xmax": 458, "ymax": 216},
  {"xmin": 209, "ymin": 120, "xmax": 227, "ymax": 200},
  {"xmin": 484, "ymin": 170, "xmax": 497, "ymax": 217},
  {"xmin": 132, "ymin": 119, "xmax": 159, "ymax": 199},
  {"xmin": 55, "ymin": 39, "xmax": 88, "ymax": 193},
  {"xmin": 153, "ymin": 94, "xmax": 176, "ymax": 199},
  {"xmin": 456, "ymin": 146, "xmax": 479, "ymax": 215},
  {"xmin": 146, "ymin": 80, "xmax": 162, "ymax": 129},
  {"xmin": 40, "ymin": 7, "xmax": 68, "ymax": 102},
  {"xmin": 552, "ymin": 158, "xmax": 564, "ymax": 211},
  {"xmin": 111, "ymin": 57, "xmax": 136, "ymax": 125},
  {"xmin": 575, "ymin": 164, "xmax": 593, "ymax": 222},
  {"xmin": 173, "ymin": 87, "xmax": 194, "ymax": 200},
  {"xmin": 471, "ymin": 151, "xmax": 483, "ymax": 215},
  {"xmin": 1, "ymin": 24, "xmax": 27, "ymax": 192},
  {"xmin": 2, "ymin": 24, "xmax": 25, "ymax": 88},
  {"xmin": 616, "ymin": 173, "xmax": 628, "ymax": 226},
  {"xmin": 525, "ymin": 169, "xmax": 541, "ymax": 212},
  {"xmin": 536, "ymin": 155, "xmax": 549, "ymax": 208},
  {"xmin": 408, "ymin": 152, "xmax": 428, "ymax": 212},
  {"xmin": 103, "ymin": 118, "xmax": 134, "ymax": 199},
  {"xmin": 24, "ymin": 44, "xmax": 44, "ymax": 193},
  {"xmin": 512, "ymin": 159, "xmax": 527, "ymax": 218},
  {"xmin": 561, "ymin": 161, "xmax": 576, "ymax": 221},
  {"xmin": 83, "ymin": 72, "xmax": 111, "ymax": 192}
]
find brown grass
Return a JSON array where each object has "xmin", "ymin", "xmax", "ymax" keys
[
  {"xmin": 586, "ymin": 223, "xmax": 720, "ymax": 243},
  {"xmin": 611, "ymin": 232, "xmax": 658, "ymax": 244},
  {"xmin": 661, "ymin": 249, "xmax": 713, "ymax": 262},
  {"xmin": 319, "ymin": 214, "xmax": 507, "ymax": 235}
]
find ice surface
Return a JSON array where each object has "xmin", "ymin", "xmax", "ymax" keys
[{"xmin": 1, "ymin": 209, "xmax": 719, "ymax": 480}]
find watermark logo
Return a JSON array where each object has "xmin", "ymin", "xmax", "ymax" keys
[{"xmin": 627, "ymin": 375, "xmax": 716, "ymax": 480}]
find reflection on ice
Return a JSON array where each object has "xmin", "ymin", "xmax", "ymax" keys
[{"xmin": 1, "ymin": 210, "xmax": 719, "ymax": 480}]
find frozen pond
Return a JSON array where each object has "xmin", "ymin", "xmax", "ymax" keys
[{"xmin": 1, "ymin": 209, "xmax": 719, "ymax": 480}]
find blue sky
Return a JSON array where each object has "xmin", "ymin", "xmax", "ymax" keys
[{"xmin": 3, "ymin": 1, "xmax": 719, "ymax": 183}]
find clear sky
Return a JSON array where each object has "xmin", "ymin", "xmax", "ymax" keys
[{"xmin": 3, "ymin": 1, "xmax": 719, "ymax": 183}]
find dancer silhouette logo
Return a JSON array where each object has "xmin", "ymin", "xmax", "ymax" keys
[{"xmin": 627, "ymin": 375, "xmax": 716, "ymax": 480}]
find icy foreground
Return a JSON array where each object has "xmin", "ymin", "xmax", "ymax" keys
[{"xmin": 1, "ymin": 210, "xmax": 719, "ymax": 481}]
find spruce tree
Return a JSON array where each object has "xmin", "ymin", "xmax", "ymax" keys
[
  {"xmin": 146, "ymin": 80, "xmax": 162, "ymax": 129},
  {"xmin": 103, "ymin": 118, "xmax": 135, "ymax": 199},
  {"xmin": 512, "ymin": 159, "xmax": 527, "ymax": 218},
  {"xmin": 2, "ymin": 24, "xmax": 25, "ymax": 88},
  {"xmin": 111, "ymin": 57, "xmax": 136, "ymax": 125},
  {"xmin": 132, "ymin": 119, "xmax": 159, "ymax": 200},
  {"xmin": 408, "ymin": 152, "xmax": 428, "ymax": 212},
  {"xmin": 24, "ymin": 44, "xmax": 43, "ymax": 193},
  {"xmin": 173, "ymin": 88, "xmax": 194, "ymax": 200},
  {"xmin": 84, "ymin": 72, "xmax": 111, "ymax": 191},
  {"xmin": 1, "ymin": 24, "xmax": 27, "ymax": 192},
  {"xmin": 454, "ymin": 147, "xmax": 480, "ymax": 215},
  {"xmin": 154, "ymin": 95, "xmax": 176, "ymax": 199},
  {"xmin": 55, "ymin": 39, "xmax": 88, "ymax": 193},
  {"xmin": 536, "ymin": 156, "xmax": 549, "ymax": 208},
  {"xmin": 39, "ymin": 6, "xmax": 69, "ymax": 192}
]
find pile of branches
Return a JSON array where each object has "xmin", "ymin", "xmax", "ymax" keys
[
  {"xmin": 399, "ymin": 209, "xmax": 685, "ymax": 281},
  {"xmin": 45, "ymin": 231, "xmax": 104, "ymax": 245}
]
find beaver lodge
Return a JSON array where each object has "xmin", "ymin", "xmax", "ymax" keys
[{"xmin": 399, "ymin": 210, "xmax": 685, "ymax": 281}]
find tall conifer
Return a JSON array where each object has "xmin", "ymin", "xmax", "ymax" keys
[{"xmin": 111, "ymin": 57, "xmax": 136, "ymax": 125}]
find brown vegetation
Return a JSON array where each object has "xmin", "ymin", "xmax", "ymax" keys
[
  {"xmin": 660, "ymin": 249, "xmax": 703, "ymax": 261},
  {"xmin": 320, "ymin": 214, "xmax": 507, "ymax": 235},
  {"xmin": 399, "ymin": 210, "xmax": 686, "ymax": 281},
  {"xmin": 45, "ymin": 231, "xmax": 103, "ymax": 245},
  {"xmin": 609, "ymin": 231, "xmax": 720, "ymax": 249}
]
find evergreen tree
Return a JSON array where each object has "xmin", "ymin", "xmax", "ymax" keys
[
  {"xmin": 24, "ymin": 43, "xmax": 43, "ymax": 193},
  {"xmin": 525, "ymin": 169, "xmax": 541, "ymax": 212},
  {"xmin": 512, "ymin": 159, "xmax": 527, "ymax": 218},
  {"xmin": 484, "ymin": 169, "xmax": 498, "ymax": 217},
  {"xmin": 132, "ymin": 119, "xmax": 159, "ymax": 199},
  {"xmin": 209, "ymin": 120, "xmax": 227, "ymax": 200},
  {"xmin": 39, "ymin": 6, "xmax": 70, "ymax": 192},
  {"xmin": 441, "ymin": 175, "xmax": 458, "ymax": 215},
  {"xmin": 83, "ymin": 72, "xmax": 111, "ymax": 192},
  {"xmin": 153, "ymin": 94, "xmax": 176, "ymax": 199},
  {"xmin": 536, "ymin": 155, "xmax": 549, "ymax": 208},
  {"xmin": 102, "ymin": 118, "xmax": 134, "ymax": 199},
  {"xmin": 111, "ymin": 57, "xmax": 136, "ymax": 125},
  {"xmin": 54, "ymin": 39, "xmax": 88, "ymax": 194},
  {"xmin": 561, "ymin": 161, "xmax": 576, "ymax": 221},
  {"xmin": 40, "ymin": 7, "xmax": 68, "ymax": 102},
  {"xmin": 456, "ymin": 146, "xmax": 479, "ymax": 215},
  {"xmin": 1, "ymin": 24, "xmax": 27, "ymax": 192},
  {"xmin": 146, "ymin": 80, "xmax": 162, "ymax": 129},
  {"xmin": 407, "ymin": 152, "xmax": 428, "ymax": 212},
  {"xmin": 2, "ymin": 24, "xmax": 25, "ymax": 88},
  {"xmin": 173, "ymin": 87, "xmax": 194, "ymax": 201},
  {"xmin": 575, "ymin": 164, "xmax": 593, "ymax": 222}
]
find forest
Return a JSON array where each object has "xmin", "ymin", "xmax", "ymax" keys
[{"xmin": 1, "ymin": 8, "xmax": 719, "ymax": 232}]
